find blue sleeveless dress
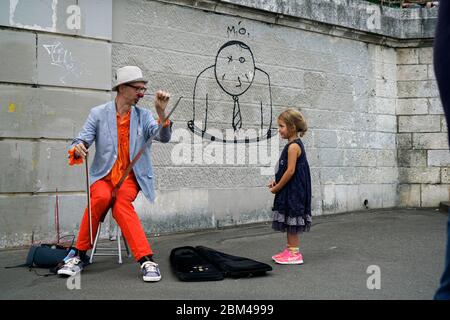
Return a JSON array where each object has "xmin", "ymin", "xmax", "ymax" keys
[{"xmin": 272, "ymin": 138, "xmax": 312, "ymax": 234}]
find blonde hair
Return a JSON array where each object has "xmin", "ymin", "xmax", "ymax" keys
[{"xmin": 278, "ymin": 108, "xmax": 308, "ymax": 137}]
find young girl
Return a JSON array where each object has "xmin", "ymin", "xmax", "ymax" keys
[{"xmin": 269, "ymin": 108, "xmax": 312, "ymax": 265}]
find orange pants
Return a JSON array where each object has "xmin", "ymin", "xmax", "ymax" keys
[{"xmin": 76, "ymin": 178, "xmax": 153, "ymax": 261}]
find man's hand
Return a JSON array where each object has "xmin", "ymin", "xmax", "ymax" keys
[
  {"xmin": 154, "ymin": 90, "xmax": 170, "ymax": 120},
  {"xmin": 73, "ymin": 142, "xmax": 88, "ymax": 159}
]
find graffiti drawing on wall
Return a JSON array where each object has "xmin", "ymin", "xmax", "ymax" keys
[
  {"xmin": 188, "ymin": 25, "xmax": 275, "ymax": 143},
  {"xmin": 43, "ymin": 41, "xmax": 88, "ymax": 84}
]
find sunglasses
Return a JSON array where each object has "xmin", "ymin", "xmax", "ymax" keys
[{"xmin": 125, "ymin": 83, "xmax": 147, "ymax": 93}]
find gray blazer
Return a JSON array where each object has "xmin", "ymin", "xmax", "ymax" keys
[{"xmin": 70, "ymin": 101, "xmax": 172, "ymax": 202}]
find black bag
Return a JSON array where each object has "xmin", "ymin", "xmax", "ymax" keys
[
  {"xmin": 5, "ymin": 193, "xmax": 79, "ymax": 275},
  {"xmin": 170, "ymin": 246, "xmax": 272, "ymax": 282},
  {"xmin": 5, "ymin": 243, "xmax": 72, "ymax": 271},
  {"xmin": 24, "ymin": 244, "xmax": 71, "ymax": 268},
  {"xmin": 169, "ymin": 246, "xmax": 224, "ymax": 281},
  {"xmin": 5, "ymin": 235, "xmax": 75, "ymax": 272},
  {"xmin": 195, "ymin": 246, "xmax": 273, "ymax": 278}
]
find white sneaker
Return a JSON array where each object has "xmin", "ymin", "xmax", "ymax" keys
[
  {"xmin": 57, "ymin": 257, "xmax": 84, "ymax": 277},
  {"xmin": 141, "ymin": 261, "xmax": 162, "ymax": 282}
]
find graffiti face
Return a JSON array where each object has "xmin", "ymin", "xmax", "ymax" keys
[
  {"xmin": 214, "ymin": 41, "xmax": 255, "ymax": 97},
  {"xmin": 190, "ymin": 36, "xmax": 274, "ymax": 143}
]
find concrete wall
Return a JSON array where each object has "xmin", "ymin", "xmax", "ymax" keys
[
  {"xmin": 0, "ymin": 0, "xmax": 112, "ymax": 247},
  {"xmin": 0, "ymin": 0, "xmax": 448, "ymax": 248},
  {"xmin": 219, "ymin": 0, "xmax": 438, "ymax": 39},
  {"xmin": 397, "ymin": 47, "xmax": 450, "ymax": 207}
]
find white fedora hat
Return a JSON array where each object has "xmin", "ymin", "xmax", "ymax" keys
[{"xmin": 112, "ymin": 66, "xmax": 148, "ymax": 91}]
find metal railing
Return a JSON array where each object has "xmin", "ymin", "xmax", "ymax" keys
[{"xmin": 365, "ymin": 0, "xmax": 438, "ymax": 8}]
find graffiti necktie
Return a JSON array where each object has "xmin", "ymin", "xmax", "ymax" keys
[{"xmin": 232, "ymin": 96, "xmax": 242, "ymax": 131}]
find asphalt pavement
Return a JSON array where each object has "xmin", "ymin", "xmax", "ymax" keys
[{"xmin": 0, "ymin": 208, "xmax": 447, "ymax": 300}]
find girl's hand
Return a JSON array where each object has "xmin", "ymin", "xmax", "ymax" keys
[
  {"xmin": 267, "ymin": 180, "xmax": 276, "ymax": 188},
  {"xmin": 269, "ymin": 186, "xmax": 278, "ymax": 194}
]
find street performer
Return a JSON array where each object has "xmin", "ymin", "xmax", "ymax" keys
[{"xmin": 58, "ymin": 66, "xmax": 172, "ymax": 282}]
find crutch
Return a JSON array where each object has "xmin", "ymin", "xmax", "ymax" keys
[{"xmin": 85, "ymin": 153, "xmax": 93, "ymax": 246}]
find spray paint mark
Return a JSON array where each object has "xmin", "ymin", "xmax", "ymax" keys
[
  {"xmin": 8, "ymin": 103, "xmax": 16, "ymax": 113},
  {"xmin": 43, "ymin": 41, "xmax": 89, "ymax": 84}
]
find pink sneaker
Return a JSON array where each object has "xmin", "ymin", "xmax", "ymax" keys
[
  {"xmin": 271, "ymin": 248, "xmax": 289, "ymax": 261},
  {"xmin": 274, "ymin": 251, "xmax": 304, "ymax": 265}
]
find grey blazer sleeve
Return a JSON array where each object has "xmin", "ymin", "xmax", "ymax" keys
[
  {"xmin": 70, "ymin": 109, "xmax": 97, "ymax": 149},
  {"xmin": 144, "ymin": 110, "xmax": 172, "ymax": 143}
]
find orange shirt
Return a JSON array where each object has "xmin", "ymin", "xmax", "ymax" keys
[
  {"xmin": 104, "ymin": 110, "xmax": 135, "ymax": 186},
  {"xmin": 69, "ymin": 110, "xmax": 171, "ymax": 185},
  {"xmin": 68, "ymin": 110, "xmax": 135, "ymax": 186}
]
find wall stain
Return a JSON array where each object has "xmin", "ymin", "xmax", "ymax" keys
[{"xmin": 8, "ymin": 103, "xmax": 16, "ymax": 113}]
